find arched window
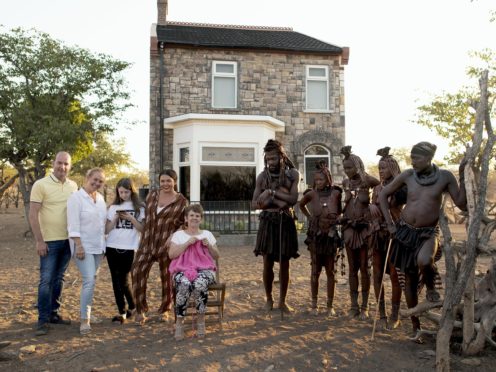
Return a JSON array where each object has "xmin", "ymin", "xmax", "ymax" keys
[{"xmin": 304, "ymin": 145, "xmax": 331, "ymax": 188}]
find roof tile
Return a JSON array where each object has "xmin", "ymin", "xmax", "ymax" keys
[{"xmin": 157, "ymin": 23, "xmax": 342, "ymax": 54}]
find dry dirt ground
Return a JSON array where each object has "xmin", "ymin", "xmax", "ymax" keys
[{"xmin": 1, "ymin": 207, "xmax": 496, "ymax": 372}]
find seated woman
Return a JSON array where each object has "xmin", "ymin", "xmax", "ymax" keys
[{"xmin": 168, "ymin": 204, "xmax": 220, "ymax": 341}]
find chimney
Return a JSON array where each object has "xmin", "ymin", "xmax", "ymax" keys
[{"xmin": 157, "ymin": 0, "xmax": 168, "ymax": 25}]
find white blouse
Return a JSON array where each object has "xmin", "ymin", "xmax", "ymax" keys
[{"xmin": 67, "ymin": 188, "xmax": 107, "ymax": 255}]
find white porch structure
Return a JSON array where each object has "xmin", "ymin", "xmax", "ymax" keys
[{"xmin": 164, "ymin": 113, "xmax": 285, "ymax": 201}]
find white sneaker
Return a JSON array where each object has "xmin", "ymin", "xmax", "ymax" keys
[
  {"xmin": 80, "ymin": 323, "xmax": 91, "ymax": 335},
  {"xmin": 90, "ymin": 316, "xmax": 103, "ymax": 324}
]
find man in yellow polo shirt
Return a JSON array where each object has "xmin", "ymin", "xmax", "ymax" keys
[{"xmin": 29, "ymin": 151, "xmax": 78, "ymax": 336}]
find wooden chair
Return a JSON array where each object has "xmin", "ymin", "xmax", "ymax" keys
[
  {"xmin": 173, "ymin": 258, "xmax": 226, "ymax": 323},
  {"xmin": 203, "ymin": 259, "xmax": 226, "ymax": 322}
]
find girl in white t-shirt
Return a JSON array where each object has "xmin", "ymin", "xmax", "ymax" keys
[{"xmin": 105, "ymin": 178, "xmax": 145, "ymax": 323}]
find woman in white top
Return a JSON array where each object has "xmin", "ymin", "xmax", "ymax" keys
[
  {"xmin": 67, "ymin": 168, "xmax": 107, "ymax": 335},
  {"xmin": 169, "ymin": 204, "xmax": 220, "ymax": 341},
  {"xmin": 105, "ymin": 178, "xmax": 144, "ymax": 323}
]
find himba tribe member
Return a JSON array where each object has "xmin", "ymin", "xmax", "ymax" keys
[
  {"xmin": 369, "ymin": 147, "xmax": 405, "ymax": 330},
  {"xmin": 340, "ymin": 146, "xmax": 380, "ymax": 320},
  {"xmin": 252, "ymin": 139, "xmax": 300, "ymax": 314},
  {"xmin": 379, "ymin": 141, "xmax": 467, "ymax": 336},
  {"xmin": 131, "ymin": 169, "xmax": 188, "ymax": 324},
  {"xmin": 299, "ymin": 160, "xmax": 343, "ymax": 316}
]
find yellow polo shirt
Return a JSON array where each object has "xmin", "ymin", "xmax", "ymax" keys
[{"xmin": 30, "ymin": 174, "xmax": 78, "ymax": 242}]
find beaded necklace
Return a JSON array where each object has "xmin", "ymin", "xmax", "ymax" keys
[{"xmin": 414, "ymin": 164, "xmax": 440, "ymax": 186}]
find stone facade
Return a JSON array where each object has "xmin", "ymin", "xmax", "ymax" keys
[{"xmin": 149, "ymin": 46, "xmax": 346, "ymax": 186}]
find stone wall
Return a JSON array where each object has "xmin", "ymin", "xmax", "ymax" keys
[{"xmin": 149, "ymin": 46, "xmax": 346, "ymax": 185}]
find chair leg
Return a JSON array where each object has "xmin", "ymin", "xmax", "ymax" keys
[{"xmin": 220, "ymin": 287, "xmax": 226, "ymax": 319}]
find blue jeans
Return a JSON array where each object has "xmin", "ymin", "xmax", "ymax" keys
[
  {"xmin": 74, "ymin": 253, "xmax": 103, "ymax": 320},
  {"xmin": 37, "ymin": 240, "xmax": 71, "ymax": 326}
]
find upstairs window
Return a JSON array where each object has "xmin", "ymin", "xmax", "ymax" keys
[
  {"xmin": 212, "ymin": 61, "xmax": 237, "ymax": 108},
  {"xmin": 306, "ymin": 65, "xmax": 329, "ymax": 111}
]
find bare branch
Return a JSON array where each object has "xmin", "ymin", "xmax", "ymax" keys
[{"xmin": 402, "ymin": 300, "xmax": 443, "ymax": 317}]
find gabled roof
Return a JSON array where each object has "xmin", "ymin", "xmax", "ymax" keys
[{"xmin": 156, "ymin": 22, "xmax": 343, "ymax": 55}]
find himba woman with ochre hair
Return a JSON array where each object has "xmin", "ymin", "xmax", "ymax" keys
[
  {"xmin": 369, "ymin": 147, "xmax": 405, "ymax": 330},
  {"xmin": 340, "ymin": 146, "xmax": 380, "ymax": 320},
  {"xmin": 299, "ymin": 160, "xmax": 342, "ymax": 316},
  {"xmin": 131, "ymin": 169, "xmax": 188, "ymax": 324}
]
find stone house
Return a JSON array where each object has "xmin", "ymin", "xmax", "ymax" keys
[{"xmin": 150, "ymin": 1, "xmax": 349, "ymax": 202}]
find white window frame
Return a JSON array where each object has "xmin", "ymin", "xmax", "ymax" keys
[
  {"xmin": 178, "ymin": 145, "xmax": 190, "ymax": 166},
  {"xmin": 303, "ymin": 145, "xmax": 331, "ymax": 187},
  {"xmin": 199, "ymin": 142, "xmax": 256, "ymax": 167},
  {"xmin": 305, "ymin": 65, "xmax": 330, "ymax": 112},
  {"xmin": 177, "ymin": 144, "xmax": 190, "ymax": 192},
  {"xmin": 212, "ymin": 61, "xmax": 238, "ymax": 109}
]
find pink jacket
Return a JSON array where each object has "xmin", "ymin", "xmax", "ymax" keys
[{"xmin": 169, "ymin": 240, "xmax": 216, "ymax": 281}]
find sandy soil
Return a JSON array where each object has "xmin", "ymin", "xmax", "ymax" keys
[{"xmin": 0, "ymin": 207, "xmax": 495, "ymax": 372}]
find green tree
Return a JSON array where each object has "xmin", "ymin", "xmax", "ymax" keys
[
  {"xmin": 0, "ymin": 27, "xmax": 132, "ymax": 220},
  {"xmin": 70, "ymin": 132, "xmax": 133, "ymax": 178},
  {"xmin": 415, "ymin": 49, "xmax": 495, "ymax": 164},
  {"xmin": 68, "ymin": 132, "xmax": 149, "ymax": 203}
]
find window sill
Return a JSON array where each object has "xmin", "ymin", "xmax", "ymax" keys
[
  {"xmin": 210, "ymin": 107, "xmax": 240, "ymax": 112},
  {"xmin": 303, "ymin": 109, "xmax": 333, "ymax": 114}
]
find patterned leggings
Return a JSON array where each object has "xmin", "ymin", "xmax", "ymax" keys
[{"xmin": 174, "ymin": 270, "xmax": 216, "ymax": 317}]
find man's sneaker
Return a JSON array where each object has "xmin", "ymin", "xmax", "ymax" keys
[
  {"xmin": 49, "ymin": 314, "xmax": 71, "ymax": 325},
  {"xmin": 35, "ymin": 323, "xmax": 49, "ymax": 336}
]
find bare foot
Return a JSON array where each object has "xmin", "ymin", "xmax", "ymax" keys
[
  {"xmin": 160, "ymin": 312, "xmax": 171, "ymax": 322},
  {"xmin": 326, "ymin": 307, "xmax": 337, "ymax": 317},
  {"xmin": 278, "ymin": 303, "xmax": 294, "ymax": 314},
  {"xmin": 408, "ymin": 329, "xmax": 425, "ymax": 344},
  {"xmin": 348, "ymin": 308, "xmax": 359, "ymax": 319},
  {"xmin": 135, "ymin": 313, "xmax": 147, "ymax": 326},
  {"xmin": 426, "ymin": 289, "xmax": 441, "ymax": 302},
  {"xmin": 386, "ymin": 317, "xmax": 401, "ymax": 330},
  {"xmin": 263, "ymin": 300, "xmax": 274, "ymax": 312},
  {"xmin": 376, "ymin": 317, "xmax": 388, "ymax": 330},
  {"xmin": 359, "ymin": 309, "xmax": 369, "ymax": 321}
]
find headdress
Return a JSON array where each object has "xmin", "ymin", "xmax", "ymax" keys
[
  {"xmin": 313, "ymin": 160, "xmax": 333, "ymax": 189},
  {"xmin": 411, "ymin": 142, "xmax": 437, "ymax": 158},
  {"xmin": 376, "ymin": 146, "xmax": 401, "ymax": 178},
  {"xmin": 340, "ymin": 146, "xmax": 366, "ymax": 180}
]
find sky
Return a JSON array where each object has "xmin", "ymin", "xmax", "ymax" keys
[{"xmin": 1, "ymin": 0, "xmax": 495, "ymax": 170}]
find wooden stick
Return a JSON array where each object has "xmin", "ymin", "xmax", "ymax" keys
[
  {"xmin": 371, "ymin": 239, "xmax": 392, "ymax": 340},
  {"xmin": 279, "ymin": 210, "xmax": 283, "ymax": 321}
]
